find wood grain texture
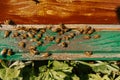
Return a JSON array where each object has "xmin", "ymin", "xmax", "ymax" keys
[{"xmin": 0, "ymin": 0, "xmax": 120, "ymax": 24}]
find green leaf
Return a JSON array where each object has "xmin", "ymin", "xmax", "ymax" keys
[
  {"xmin": 9, "ymin": 61, "xmax": 25, "ymax": 69},
  {"xmin": 88, "ymin": 73, "xmax": 102, "ymax": 80},
  {"xmin": 39, "ymin": 65, "xmax": 47, "ymax": 72},
  {"xmin": 0, "ymin": 69, "xmax": 6, "ymax": 79},
  {"xmin": 71, "ymin": 74, "xmax": 80, "ymax": 80},
  {"xmin": 102, "ymin": 75, "xmax": 111, "ymax": 80},
  {"xmin": 5, "ymin": 68, "xmax": 20, "ymax": 79},
  {"xmin": 50, "ymin": 70, "xmax": 67, "ymax": 80},
  {"xmin": 92, "ymin": 63, "xmax": 111, "ymax": 74},
  {"xmin": 0, "ymin": 68, "xmax": 21, "ymax": 80},
  {"xmin": 52, "ymin": 61, "xmax": 73, "ymax": 73}
]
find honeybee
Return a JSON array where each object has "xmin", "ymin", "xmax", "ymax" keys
[
  {"xmin": 29, "ymin": 46, "xmax": 36, "ymax": 50},
  {"xmin": 59, "ymin": 23, "xmax": 66, "ymax": 29},
  {"xmin": 51, "ymin": 27, "xmax": 61, "ymax": 32},
  {"xmin": 21, "ymin": 33, "xmax": 28, "ymax": 39},
  {"xmin": 37, "ymin": 33, "xmax": 42, "ymax": 39},
  {"xmin": 7, "ymin": 49, "xmax": 13, "ymax": 56},
  {"xmin": 68, "ymin": 33, "xmax": 75, "ymax": 38},
  {"xmin": 64, "ymin": 28, "xmax": 70, "ymax": 32},
  {"xmin": 55, "ymin": 38, "xmax": 61, "ymax": 43},
  {"xmin": 18, "ymin": 41, "xmax": 25, "ymax": 48},
  {"xmin": 60, "ymin": 42, "xmax": 68, "ymax": 47},
  {"xmin": 83, "ymin": 26, "xmax": 91, "ymax": 31},
  {"xmin": 84, "ymin": 51, "xmax": 92, "ymax": 57},
  {"xmin": 87, "ymin": 28, "xmax": 95, "ymax": 35},
  {"xmin": 58, "ymin": 31, "xmax": 64, "ymax": 35},
  {"xmin": 83, "ymin": 35, "xmax": 91, "ymax": 39},
  {"xmin": 49, "ymin": 36, "xmax": 55, "ymax": 41},
  {"xmin": 27, "ymin": 32, "xmax": 34, "ymax": 38},
  {"xmin": 79, "ymin": 28, "xmax": 84, "ymax": 34},
  {"xmin": 30, "ymin": 38, "xmax": 39, "ymax": 42},
  {"xmin": 44, "ymin": 35, "xmax": 49, "ymax": 41},
  {"xmin": 30, "ymin": 49, "xmax": 38, "ymax": 55},
  {"xmin": 4, "ymin": 30, "xmax": 11, "ymax": 38},
  {"xmin": 83, "ymin": 26, "xmax": 91, "ymax": 34},
  {"xmin": 65, "ymin": 36, "xmax": 70, "ymax": 40},
  {"xmin": 1, "ymin": 48, "xmax": 7, "ymax": 55},
  {"xmin": 40, "ymin": 29, "xmax": 46, "ymax": 33},
  {"xmin": 37, "ymin": 41, "xmax": 42, "ymax": 46},
  {"xmin": 4, "ymin": 20, "xmax": 15, "ymax": 25},
  {"xmin": 93, "ymin": 34, "xmax": 101, "ymax": 39},
  {"xmin": 31, "ymin": 29, "xmax": 37, "ymax": 35},
  {"xmin": 41, "ymin": 52, "xmax": 51, "ymax": 57},
  {"xmin": 11, "ymin": 32, "xmax": 20, "ymax": 37}
]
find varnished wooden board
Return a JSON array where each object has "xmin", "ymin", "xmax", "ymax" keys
[{"xmin": 0, "ymin": 0, "xmax": 120, "ymax": 24}]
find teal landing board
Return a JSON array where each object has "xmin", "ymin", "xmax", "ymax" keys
[{"xmin": 0, "ymin": 30, "xmax": 120, "ymax": 60}]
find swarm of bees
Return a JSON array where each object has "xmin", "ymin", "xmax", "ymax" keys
[
  {"xmin": 1, "ymin": 22, "xmax": 102, "ymax": 58},
  {"xmin": 73, "ymin": 26, "xmax": 101, "ymax": 40}
]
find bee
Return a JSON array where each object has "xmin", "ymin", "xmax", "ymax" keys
[
  {"xmin": 21, "ymin": 33, "xmax": 28, "ymax": 39},
  {"xmin": 62, "ymin": 36, "xmax": 69, "ymax": 40},
  {"xmin": 68, "ymin": 35, "xmax": 73, "ymax": 39},
  {"xmin": 7, "ymin": 49, "xmax": 13, "ymax": 56},
  {"xmin": 31, "ymin": 29, "xmax": 37, "ymax": 35},
  {"xmin": 83, "ymin": 26, "xmax": 91, "ymax": 31},
  {"xmin": 83, "ymin": 35, "xmax": 91, "ymax": 39},
  {"xmin": 84, "ymin": 51, "xmax": 92, "ymax": 57},
  {"xmin": 30, "ymin": 49, "xmax": 38, "ymax": 55},
  {"xmin": 30, "ymin": 38, "xmax": 39, "ymax": 42},
  {"xmin": 1, "ymin": 48, "xmax": 7, "ymax": 55},
  {"xmin": 64, "ymin": 28, "xmax": 70, "ymax": 32},
  {"xmin": 79, "ymin": 28, "xmax": 84, "ymax": 34},
  {"xmin": 58, "ymin": 31, "xmax": 64, "ymax": 35},
  {"xmin": 40, "ymin": 29, "xmax": 46, "ymax": 33},
  {"xmin": 49, "ymin": 36, "xmax": 55, "ymax": 41},
  {"xmin": 51, "ymin": 27, "xmax": 61, "ymax": 32},
  {"xmin": 93, "ymin": 34, "xmax": 101, "ymax": 39},
  {"xmin": 27, "ymin": 32, "xmax": 34, "ymax": 38},
  {"xmin": 11, "ymin": 32, "xmax": 20, "ymax": 37},
  {"xmin": 59, "ymin": 23, "xmax": 66, "ymax": 29},
  {"xmin": 4, "ymin": 20, "xmax": 15, "ymax": 25},
  {"xmin": 87, "ymin": 28, "xmax": 95, "ymax": 35},
  {"xmin": 55, "ymin": 38, "xmax": 61, "ymax": 43},
  {"xmin": 60, "ymin": 42, "xmax": 68, "ymax": 47},
  {"xmin": 37, "ymin": 41, "xmax": 42, "ymax": 46},
  {"xmin": 41, "ymin": 52, "xmax": 51, "ymax": 57},
  {"xmin": 83, "ymin": 26, "xmax": 91, "ymax": 34},
  {"xmin": 69, "ymin": 33, "xmax": 75, "ymax": 38},
  {"xmin": 18, "ymin": 41, "xmax": 25, "ymax": 48},
  {"xmin": 44, "ymin": 35, "xmax": 49, "ymax": 41},
  {"xmin": 29, "ymin": 46, "xmax": 36, "ymax": 50},
  {"xmin": 4, "ymin": 30, "xmax": 11, "ymax": 38},
  {"xmin": 37, "ymin": 33, "xmax": 42, "ymax": 39}
]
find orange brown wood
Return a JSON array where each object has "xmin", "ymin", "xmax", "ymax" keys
[{"xmin": 0, "ymin": 0, "xmax": 120, "ymax": 24}]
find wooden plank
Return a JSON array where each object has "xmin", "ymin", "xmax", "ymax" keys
[
  {"xmin": 0, "ymin": 24, "xmax": 120, "ymax": 60},
  {"xmin": 0, "ymin": 0, "xmax": 120, "ymax": 24}
]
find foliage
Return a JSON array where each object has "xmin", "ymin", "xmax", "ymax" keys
[{"xmin": 0, "ymin": 60, "xmax": 120, "ymax": 80}]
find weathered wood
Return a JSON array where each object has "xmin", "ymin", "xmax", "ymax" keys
[
  {"xmin": 0, "ymin": 0, "xmax": 120, "ymax": 24},
  {"xmin": 0, "ymin": 24, "xmax": 120, "ymax": 60}
]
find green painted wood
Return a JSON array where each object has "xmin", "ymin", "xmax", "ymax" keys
[{"xmin": 0, "ymin": 24, "xmax": 120, "ymax": 60}]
